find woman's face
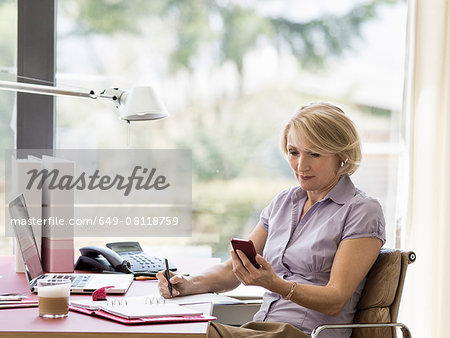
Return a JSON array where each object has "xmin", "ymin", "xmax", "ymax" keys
[{"xmin": 286, "ymin": 128, "xmax": 341, "ymax": 200}]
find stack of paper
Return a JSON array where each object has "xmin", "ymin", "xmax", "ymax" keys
[
  {"xmin": 0, "ymin": 296, "xmax": 38, "ymax": 309},
  {"xmin": 41, "ymin": 155, "xmax": 74, "ymax": 273},
  {"xmin": 9, "ymin": 156, "xmax": 43, "ymax": 273}
]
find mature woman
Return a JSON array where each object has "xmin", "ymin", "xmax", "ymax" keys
[{"xmin": 157, "ymin": 103, "xmax": 385, "ymax": 338}]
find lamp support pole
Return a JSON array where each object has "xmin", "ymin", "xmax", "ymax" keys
[{"xmin": 0, "ymin": 80, "xmax": 95, "ymax": 99}]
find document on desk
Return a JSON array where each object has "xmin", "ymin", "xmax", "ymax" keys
[
  {"xmin": 164, "ymin": 293, "xmax": 245, "ymax": 305},
  {"xmin": 71, "ymin": 297, "xmax": 202, "ymax": 319},
  {"xmin": 70, "ymin": 296, "xmax": 217, "ymax": 324}
]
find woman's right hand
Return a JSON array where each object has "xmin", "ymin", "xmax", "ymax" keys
[{"xmin": 156, "ymin": 270, "xmax": 194, "ymax": 298}]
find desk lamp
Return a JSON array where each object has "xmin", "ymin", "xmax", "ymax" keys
[
  {"xmin": 1, "ymin": 80, "xmax": 169, "ymax": 274},
  {"xmin": 0, "ymin": 80, "xmax": 168, "ymax": 121}
]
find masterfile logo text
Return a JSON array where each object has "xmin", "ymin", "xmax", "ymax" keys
[
  {"xmin": 25, "ymin": 166, "xmax": 170, "ymax": 196},
  {"xmin": 5, "ymin": 149, "xmax": 192, "ymax": 238}
]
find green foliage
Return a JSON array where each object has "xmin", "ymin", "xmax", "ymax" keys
[
  {"xmin": 60, "ymin": 0, "xmax": 401, "ymax": 73},
  {"xmin": 269, "ymin": 0, "xmax": 397, "ymax": 68},
  {"xmin": 0, "ymin": 2, "xmax": 15, "ymax": 65},
  {"xmin": 166, "ymin": 0, "xmax": 216, "ymax": 71},
  {"xmin": 361, "ymin": 105, "xmax": 391, "ymax": 117},
  {"xmin": 176, "ymin": 120, "xmax": 263, "ymax": 181},
  {"xmin": 192, "ymin": 177, "xmax": 291, "ymax": 258},
  {"xmin": 62, "ymin": 0, "xmax": 168, "ymax": 34},
  {"xmin": 219, "ymin": 6, "xmax": 274, "ymax": 72},
  {"xmin": 0, "ymin": 0, "xmax": 16, "ymax": 170},
  {"xmin": 173, "ymin": 88, "xmax": 285, "ymax": 181}
]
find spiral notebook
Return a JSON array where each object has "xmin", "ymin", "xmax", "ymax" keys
[
  {"xmin": 70, "ymin": 296, "xmax": 202, "ymax": 319},
  {"xmin": 70, "ymin": 306, "xmax": 216, "ymax": 325}
]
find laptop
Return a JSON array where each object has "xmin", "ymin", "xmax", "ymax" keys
[{"xmin": 9, "ymin": 194, "xmax": 134, "ymax": 294}]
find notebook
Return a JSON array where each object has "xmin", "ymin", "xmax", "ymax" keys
[
  {"xmin": 71, "ymin": 296, "xmax": 202, "ymax": 319},
  {"xmin": 9, "ymin": 194, "xmax": 134, "ymax": 294},
  {"xmin": 70, "ymin": 305, "xmax": 216, "ymax": 325}
]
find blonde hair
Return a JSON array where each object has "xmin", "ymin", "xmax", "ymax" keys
[{"xmin": 281, "ymin": 102, "xmax": 361, "ymax": 176}]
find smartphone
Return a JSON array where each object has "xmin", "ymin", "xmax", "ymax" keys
[{"xmin": 231, "ymin": 238, "xmax": 260, "ymax": 269}]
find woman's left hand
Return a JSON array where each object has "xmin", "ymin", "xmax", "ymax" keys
[{"xmin": 230, "ymin": 250, "xmax": 280, "ymax": 289}]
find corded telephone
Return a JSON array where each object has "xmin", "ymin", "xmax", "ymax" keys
[{"xmin": 74, "ymin": 241, "xmax": 177, "ymax": 276}]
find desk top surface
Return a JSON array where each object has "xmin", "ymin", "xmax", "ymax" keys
[{"xmin": 0, "ymin": 255, "xmax": 213, "ymax": 337}]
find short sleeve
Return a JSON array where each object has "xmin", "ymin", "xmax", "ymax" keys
[
  {"xmin": 341, "ymin": 197, "xmax": 386, "ymax": 244},
  {"xmin": 259, "ymin": 203, "xmax": 271, "ymax": 231}
]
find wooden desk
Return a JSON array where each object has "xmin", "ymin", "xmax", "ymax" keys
[{"xmin": 0, "ymin": 256, "xmax": 212, "ymax": 338}]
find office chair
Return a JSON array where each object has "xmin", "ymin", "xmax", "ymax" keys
[{"xmin": 311, "ymin": 248, "xmax": 416, "ymax": 338}]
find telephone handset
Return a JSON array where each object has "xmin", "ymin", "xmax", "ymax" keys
[
  {"xmin": 74, "ymin": 241, "xmax": 177, "ymax": 276},
  {"xmin": 74, "ymin": 246, "xmax": 130, "ymax": 273}
]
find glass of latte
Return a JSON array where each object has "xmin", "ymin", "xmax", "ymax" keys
[{"xmin": 37, "ymin": 279, "xmax": 71, "ymax": 318}]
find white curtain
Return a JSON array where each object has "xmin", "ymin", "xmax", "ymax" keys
[{"xmin": 401, "ymin": 0, "xmax": 450, "ymax": 337}]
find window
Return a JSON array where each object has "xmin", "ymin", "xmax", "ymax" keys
[
  {"xmin": 0, "ymin": 0, "xmax": 407, "ymax": 257},
  {"xmin": 0, "ymin": 0, "xmax": 17, "ymax": 255}
]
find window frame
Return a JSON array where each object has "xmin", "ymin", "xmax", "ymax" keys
[{"xmin": 16, "ymin": 0, "xmax": 55, "ymax": 150}]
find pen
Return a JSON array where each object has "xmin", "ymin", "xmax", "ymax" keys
[
  {"xmin": 134, "ymin": 276, "xmax": 157, "ymax": 280},
  {"xmin": 164, "ymin": 258, "xmax": 173, "ymax": 297}
]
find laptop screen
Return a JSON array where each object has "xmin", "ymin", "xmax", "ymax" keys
[{"xmin": 9, "ymin": 195, "xmax": 44, "ymax": 282}]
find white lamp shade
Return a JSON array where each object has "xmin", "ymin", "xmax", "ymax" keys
[{"xmin": 119, "ymin": 86, "xmax": 168, "ymax": 121}]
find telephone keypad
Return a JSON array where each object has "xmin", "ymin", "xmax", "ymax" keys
[
  {"xmin": 117, "ymin": 252, "xmax": 176, "ymax": 273},
  {"xmin": 106, "ymin": 241, "xmax": 177, "ymax": 273}
]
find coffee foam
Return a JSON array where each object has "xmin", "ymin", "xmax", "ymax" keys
[{"xmin": 38, "ymin": 283, "xmax": 70, "ymax": 298}]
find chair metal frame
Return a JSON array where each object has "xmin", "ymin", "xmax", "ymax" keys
[
  {"xmin": 311, "ymin": 249, "xmax": 415, "ymax": 338},
  {"xmin": 311, "ymin": 322, "xmax": 411, "ymax": 338}
]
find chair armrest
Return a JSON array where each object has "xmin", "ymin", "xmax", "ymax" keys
[{"xmin": 311, "ymin": 322, "xmax": 411, "ymax": 338}]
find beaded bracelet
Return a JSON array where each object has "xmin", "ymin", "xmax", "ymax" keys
[{"xmin": 284, "ymin": 281, "xmax": 297, "ymax": 300}]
